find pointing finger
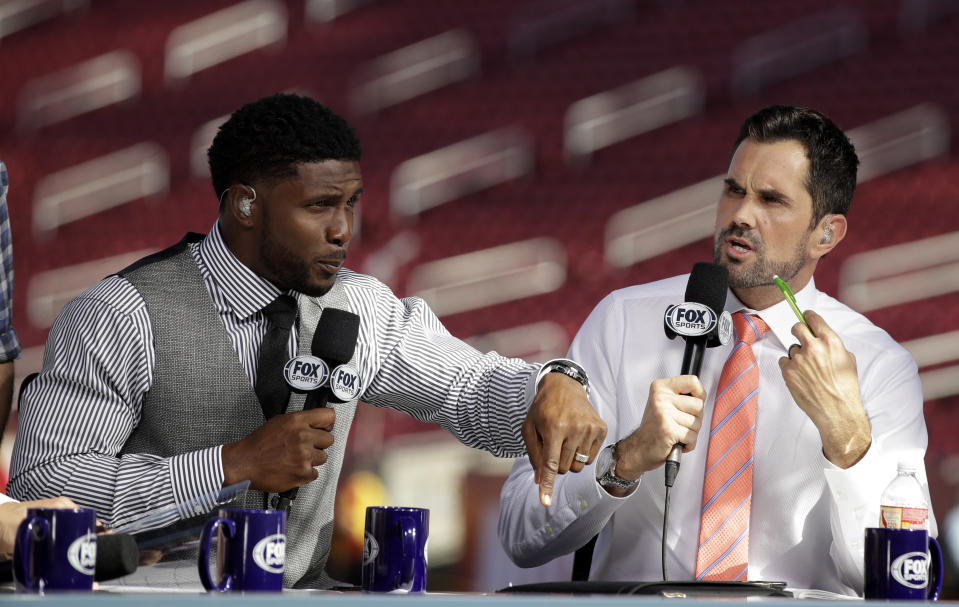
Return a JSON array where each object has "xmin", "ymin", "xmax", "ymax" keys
[
  {"xmin": 522, "ymin": 420, "xmax": 543, "ymax": 485},
  {"xmin": 538, "ymin": 436, "xmax": 562, "ymax": 507}
]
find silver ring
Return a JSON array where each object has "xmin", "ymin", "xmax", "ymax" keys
[{"xmin": 574, "ymin": 452, "xmax": 589, "ymax": 464}]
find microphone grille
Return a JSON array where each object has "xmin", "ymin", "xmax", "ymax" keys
[
  {"xmin": 94, "ymin": 533, "xmax": 139, "ymax": 581},
  {"xmin": 685, "ymin": 262, "xmax": 729, "ymax": 315},
  {"xmin": 311, "ymin": 308, "xmax": 361, "ymax": 365}
]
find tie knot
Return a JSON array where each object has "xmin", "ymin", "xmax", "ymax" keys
[
  {"xmin": 732, "ymin": 311, "xmax": 768, "ymax": 345},
  {"xmin": 262, "ymin": 294, "xmax": 297, "ymax": 329}
]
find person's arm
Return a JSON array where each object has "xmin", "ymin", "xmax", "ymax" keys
[
  {"xmin": 523, "ymin": 366, "xmax": 607, "ymax": 506},
  {"xmin": 0, "ymin": 166, "xmax": 20, "ymax": 447},
  {"xmin": 0, "ymin": 360, "xmax": 12, "ymax": 445},
  {"xmin": 499, "ymin": 293, "xmax": 635, "ymax": 565},
  {"xmin": 780, "ymin": 311, "xmax": 934, "ymax": 592},
  {"xmin": 359, "ymin": 291, "xmax": 535, "ymax": 450},
  {"xmin": 8, "ymin": 279, "xmax": 223, "ymax": 528},
  {"xmin": 778, "ymin": 310, "xmax": 871, "ymax": 468},
  {"xmin": 0, "ymin": 496, "xmax": 77, "ymax": 558},
  {"xmin": 356, "ymin": 280, "xmax": 605, "ymax": 505},
  {"xmin": 221, "ymin": 407, "xmax": 336, "ymax": 492},
  {"xmin": 821, "ymin": 348, "xmax": 933, "ymax": 594}
]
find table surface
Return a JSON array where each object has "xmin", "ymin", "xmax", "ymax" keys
[{"xmin": 0, "ymin": 586, "xmax": 940, "ymax": 606}]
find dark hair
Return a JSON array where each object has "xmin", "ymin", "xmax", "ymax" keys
[
  {"xmin": 208, "ymin": 93, "xmax": 362, "ymax": 200},
  {"xmin": 732, "ymin": 105, "xmax": 859, "ymax": 225}
]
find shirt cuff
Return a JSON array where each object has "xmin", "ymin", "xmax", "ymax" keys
[
  {"xmin": 562, "ymin": 458, "xmax": 640, "ymax": 522},
  {"xmin": 169, "ymin": 446, "xmax": 226, "ymax": 520},
  {"xmin": 543, "ymin": 461, "xmax": 638, "ymax": 550}
]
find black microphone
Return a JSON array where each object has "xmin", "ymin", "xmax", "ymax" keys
[
  {"xmin": 94, "ymin": 533, "xmax": 139, "ymax": 582},
  {"xmin": 303, "ymin": 308, "xmax": 361, "ymax": 410},
  {"xmin": 277, "ymin": 308, "xmax": 361, "ymax": 511},
  {"xmin": 662, "ymin": 262, "xmax": 730, "ymax": 487}
]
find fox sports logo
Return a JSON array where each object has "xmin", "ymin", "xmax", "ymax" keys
[
  {"xmin": 252, "ymin": 534, "xmax": 286, "ymax": 574},
  {"xmin": 363, "ymin": 532, "xmax": 379, "ymax": 566},
  {"xmin": 665, "ymin": 303, "xmax": 718, "ymax": 337},
  {"xmin": 891, "ymin": 551, "xmax": 928, "ymax": 589},
  {"xmin": 67, "ymin": 533, "xmax": 96, "ymax": 575}
]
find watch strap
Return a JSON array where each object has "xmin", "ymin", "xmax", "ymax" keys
[
  {"xmin": 597, "ymin": 441, "xmax": 640, "ymax": 491},
  {"xmin": 536, "ymin": 358, "xmax": 590, "ymax": 397}
]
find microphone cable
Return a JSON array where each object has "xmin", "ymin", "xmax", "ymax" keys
[
  {"xmin": 662, "ymin": 485, "xmax": 671, "ymax": 581},
  {"xmin": 662, "ymin": 453, "xmax": 680, "ymax": 582}
]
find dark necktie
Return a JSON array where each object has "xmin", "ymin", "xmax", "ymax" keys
[{"xmin": 254, "ymin": 294, "xmax": 297, "ymax": 419}]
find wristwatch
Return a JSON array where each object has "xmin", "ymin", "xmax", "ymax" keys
[
  {"xmin": 536, "ymin": 358, "xmax": 590, "ymax": 396},
  {"xmin": 596, "ymin": 441, "xmax": 640, "ymax": 492}
]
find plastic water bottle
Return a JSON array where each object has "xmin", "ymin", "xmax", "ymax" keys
[{"xmin": 879, "ymin": 462, "xmax": 928, "ymax": 530}]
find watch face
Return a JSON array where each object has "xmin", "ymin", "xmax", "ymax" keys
[{"xmin": 595, "ymin": 444, "xmax": 614, "ymax": 481}]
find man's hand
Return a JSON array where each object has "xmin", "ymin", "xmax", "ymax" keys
[
  {"xmin": 222, "ymin": 408, "xmax": 336, "ymax": 492},
  {"xmin": 778, "ymin": 309, "xmax": 871, "ymax": 468},
  {"xmin": 613, "ymin": 376, "xmax": 706, "ymax": 484},
  {"xmin": 0, "ymin": 497, "xmax": 78, "ymax": 557},
  {"xmin": 523, "ymin": 373, "xmax": 606, "ymax": 507}
]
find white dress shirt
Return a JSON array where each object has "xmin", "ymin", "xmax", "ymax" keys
[{"xmin": 498, "ymin": 274, "xmax": 935, "ymax": 595}]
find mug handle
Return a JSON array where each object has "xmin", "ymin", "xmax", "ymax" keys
[
  {"xmin": 198, "ymin": 517, "xmax": 236, "ymax": 592},
  {"xmin": 927, "ymin": 536, "xmax": 943, "ymax": 600},
  {"xmin": 13, "ymin": 516, "xmax": 49, "ymax": 593},
  {"xmin": 399, "ymin": 516, "xmax": 418, "ymax": 590}
]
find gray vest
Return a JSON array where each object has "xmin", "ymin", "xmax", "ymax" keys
[{"xmin": 120, "ymin": 235, "xmax": 359, "ymax": 588}]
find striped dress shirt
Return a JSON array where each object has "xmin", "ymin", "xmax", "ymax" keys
[{"xmin": 10, "ymin": 222, "xmax": 538, "ymax": 527}]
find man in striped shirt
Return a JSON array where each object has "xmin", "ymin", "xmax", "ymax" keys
[{"xmin": 9, "ymin": 94, "xmax": 606, "ymax": 588}]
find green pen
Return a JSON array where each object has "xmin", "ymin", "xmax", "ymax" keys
[{"xmin": 773, "ymin": 274, "xmax": 813, "ymax": 334}]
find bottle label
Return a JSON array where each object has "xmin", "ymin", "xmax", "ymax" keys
[{"xmin": 881, "ymin": 505, "xmax": 928, "ymax": 529}]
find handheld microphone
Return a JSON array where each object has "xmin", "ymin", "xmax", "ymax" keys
[
  {"xmin": 662, "ymin": 262, "xmax": 731, "ymax": 487},
  {"xmin": 94, "ymin": 533, "xmax": 140, "ymax": 582},
  {"xmin": 303, "ymin": 308, "xmax": 361, "ymax": 410},
  {"xmin": 277, "ymin": 308, "xmax": 361, "ymax": 511}
]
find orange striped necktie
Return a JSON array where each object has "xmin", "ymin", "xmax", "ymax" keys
[{"xmin": 695, "ymin": 312, "xmax": 769, "ymax": 581}]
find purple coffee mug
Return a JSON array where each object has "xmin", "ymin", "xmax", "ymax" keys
[
  {"xmin": 198, "ymin": 507, "xmax": 286, "ymax": 592},
  {"xmin": 864, "ymin": 527, "xmax": 942, "ymax": 600},
  {"xmin": 14, "ymin": 507, "xmax": 97, "ymax": 593},
  {"xmin": 362, "ymin": 506, "xmax": 429, "ymax": 593}
]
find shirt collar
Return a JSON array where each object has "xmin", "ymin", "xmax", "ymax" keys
[
  {"xmin": 197, "ymin": 221, "xmax": 286, "ymax": 320},
  {"xmin": 725, "ymin": 278, "xmax": 819, "ymax": 350}
]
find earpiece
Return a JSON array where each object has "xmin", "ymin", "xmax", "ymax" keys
[
  {"xmin": 219, "ymin": 184, "xmax": 257, "ymax": 217},
  {"xmin": 820, "ymin": 215, "xmax": 833, "ymax": 244},
  {"xmin": 820, "ymin": 226, "xmax": 832, "ymax": 244},
  {"xmin": 238, "ymin": 186, "xmax": 257, "ymax": 217}
]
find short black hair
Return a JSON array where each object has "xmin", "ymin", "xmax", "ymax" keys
[
  {"xmin": 208, "ymin": 93, "xmax": 362, "ymax": 200},
  {"xmin": 732, "ymin": 105, "xmax": 859, "ymax": 225}
]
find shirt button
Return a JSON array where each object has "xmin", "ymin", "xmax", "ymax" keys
[{"xmin": 580, "ymin": 499, "xmax": 588, "ymax": 510}]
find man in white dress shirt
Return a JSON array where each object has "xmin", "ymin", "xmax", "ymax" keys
[{"xmin": 498, "ymin": 105, "xmax": 935, "ymax": 595}]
